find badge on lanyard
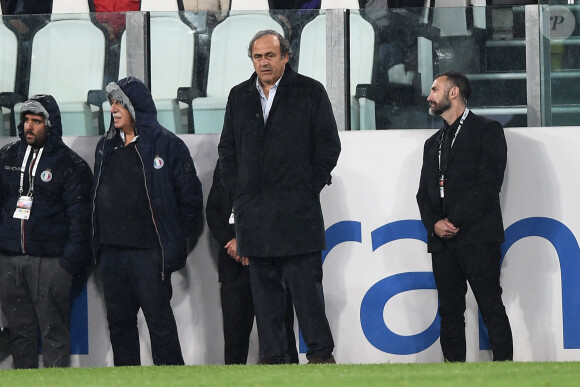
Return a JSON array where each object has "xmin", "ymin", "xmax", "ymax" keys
[
  {"xmin": 437, "ymin": 108, "xmax": 469, "ymax": 200},
  {"xmin": 229, "ymin": 209, "xmax": 235, "ymax": 225},
  {"xmin": 14, "ymin": 145, "xmax": 43, "ymax": 220},
  {"xmin": 13, "ymin": 196, "xmax": 33, "ymax": 220}
]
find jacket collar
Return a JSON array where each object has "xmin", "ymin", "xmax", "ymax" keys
[{"xmin": 442, "ymin": 109, "xmax": 473, "ymax": 166}]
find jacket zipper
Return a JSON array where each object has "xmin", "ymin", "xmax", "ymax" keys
[
  {"xmin": 20, "ymin": 219, "xmax": 26, "ymax": 254},
  {"xmin": 135, "ymin": 146, "xmax": 166, "ymax": 281},
  {"xmin": 91, "ymin": 139, "xmax": 107, "ymax": 265}
]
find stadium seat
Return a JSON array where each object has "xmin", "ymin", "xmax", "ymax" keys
[
  {"xmin": 429, "ymin": 1, "xmax": 529, "ymax": 126},
  {"xmin": 320, "ymin": 0, "xmax": 359, "ymax": 9},
  {"xmin": 298, "ymin": 11, "xmax": 375, "ymax": 130},
  {"xmin": 0, "ymin": 18, "xmax": 23, "ymax": 136},
  {"xmin": 11, "ymin": 1, "xmax": 106, "ymax": 136},
  {"xmin": 107, "ymin": 11, "xmax": 196, "ymax": 134},
  {"xmin": 230, "ymin": 0, "xmax": 269, "ymax": 10},
  {"xmin": 189, "ymin": 13, "xmax": 284, "ymax": 133},
  {"xmin": 432, "ymin": 0, "xmax": 485, "ymax": 37},
  {"xmin": 429, "ymin": 0, "xmax": 487, "ymax": 74},
  {"xmin": 51, "ymin": 0, "xmax": 90, "ymax": 14},
  {"xmin": 141, "ymin": 0, "xmax": 180, "ymax": 12}
]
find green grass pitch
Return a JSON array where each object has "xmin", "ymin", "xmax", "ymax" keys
[{"xmin": 0, "ymin": 362, "xmax": 578, "ymax": 386}]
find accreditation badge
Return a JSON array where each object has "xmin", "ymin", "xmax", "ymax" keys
[
  {"xmin": 438, "ymin": 174, "xmax": 445, "ymax": 198},
  {"xmin": 13, "ymin": 195, "xmax": 33, "ymax": 220}
]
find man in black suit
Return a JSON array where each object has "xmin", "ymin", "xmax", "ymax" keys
[
  {"xmin": 416, "ymin": 71, "xmax": 513, "ymax": 362},
  {"xmin": 218, "ymin": 30, "xmax": 340, "ymax": 364},
  {"xmin": 206, "ymin": 161, "xmax": 298, "ymax": 365}
]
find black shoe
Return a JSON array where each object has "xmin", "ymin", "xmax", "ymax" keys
[
  {"xmin": 307, "ymin": 355, "xmax": 336, "ymax": 365},
  {"xmin": 257, "ymin": 355, "xmax": 291, "ymax": 365}
]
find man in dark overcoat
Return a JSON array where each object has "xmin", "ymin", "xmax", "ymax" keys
[
  {"xmin": 218, "ymin": 29, "xmax": 341, "ymax": 364},
  {"xmin": 416, "ymin": 71, "xmax": 513, "ymax": 362}
]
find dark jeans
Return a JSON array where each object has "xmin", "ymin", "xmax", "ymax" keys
[
  {"xmin": 220, "ymin": 267, "xmax": 298, "ymax": 364},
  {"xmin": 0, "ymin": 254, "xmax": 71, "ymax": 368},
  {"xmin": 432, "ymin": 243, "xmax": 513, "ymax": 362},
  {"xmin": 99, "ymin": 246, "xmax": 184, "ymax": 366},
  {"xmin": 249, "ymin": 251, "xmax": 334, "ymax": 363}
]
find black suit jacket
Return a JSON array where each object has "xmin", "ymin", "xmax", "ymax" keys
[
  {"xmin": 416, "ymin": 110, "xmax": 507, "ymax": 253},
  {"xmin": 218, "ymin": 65, "xmax": 341, "ymax": 257},
  {"xmin": 206, "ymin": 161, "xmax": 244, "ymax": 283}
]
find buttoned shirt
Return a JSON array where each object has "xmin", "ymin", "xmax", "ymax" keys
[{"xmin": 256, "ymin": 73, "xmax": 284, "ymax": 124}]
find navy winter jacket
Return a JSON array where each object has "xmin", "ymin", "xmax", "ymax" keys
[
  {"xmin": 0, "ymin": 94, "xmax": 93, "ymax": 276},
  {"xmin": 92, "ymin": 77, "xmax": 203, "ymax": 277}
]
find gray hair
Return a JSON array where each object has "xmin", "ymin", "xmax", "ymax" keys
[{"xmin": 247, "ymin": 30, "xmax": 292, "ymax": 59}]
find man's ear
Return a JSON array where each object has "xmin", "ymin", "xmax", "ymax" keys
[{"xmin": 450, "ymin": 86, "xmax": 460, "ymax": 99}]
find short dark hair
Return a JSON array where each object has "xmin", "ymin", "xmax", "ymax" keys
[
  {"xmin": 247, "ymin": 30, "xmax": 292, "ymax": 59},
  {"xmin": 434, "ymin": 71, "xmax": 471, "ymax": 103}
]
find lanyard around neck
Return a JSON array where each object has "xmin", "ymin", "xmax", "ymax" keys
[
  {"xmin": 19, "ymin": 145, "xmax": 44, "ymax": 196},
  {"xmin": 438, "ymin": 108, "xmax": 469, "ymax": 173}
]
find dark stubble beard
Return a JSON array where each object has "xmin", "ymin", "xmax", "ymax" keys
[
  {"xmin": 429, "ymin": 90, "xmax": 451, "ymax": 116},
  {"xmin": 26, "ymin": 128, "xmax": 48, "ymax": 148}
]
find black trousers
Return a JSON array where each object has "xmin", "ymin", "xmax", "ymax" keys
[
  {"xmin": 249, "ymin": 251, "xmax": 334, "ymax": 363},
  {"xmin": 432, "ymin": 243, "xmax": 513, "ymax": 362},
  {"xmin": 0, "ymin": 255, "xmax": 71, "ymax": 368},
  {"xmin": 99, "ymin": 246, "xmax": 184, "ymax": 366},
  {"xmin": 220, "ymin": 267, "xmax": 298, "ymax": 364}
]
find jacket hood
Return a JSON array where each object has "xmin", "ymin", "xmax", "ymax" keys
[
  {"xmin": 105, "ymin": 76, "xmax": 159, "ymax": 138},
  {"xmin": 19, "ymin": 94, "xmax": 63, "ymax": 139}
]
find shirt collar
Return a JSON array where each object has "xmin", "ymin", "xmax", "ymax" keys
[
  {"xmin": 444, "ymin": 108, "xmax": 468, "ymax": 131},
  {"xmin": 120, "ymin": 131, "xmax": 139, "ymax": 144},
  {"xmin": 255, "ymin": 71, "xmax": 284, "ymax": 95}
]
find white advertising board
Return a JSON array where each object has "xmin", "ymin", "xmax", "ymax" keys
[{"xmin": 1, "ymin": 126, "xmax": 580, "ymax": 366}]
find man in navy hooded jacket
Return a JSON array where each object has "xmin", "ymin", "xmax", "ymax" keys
[
  {"xmin": 92, "ymin": 77, "xmax": 203, "ymax": 366},
  {"xmin": 0, "ymin": 94, "xmax": 93, "ymax": 368}
]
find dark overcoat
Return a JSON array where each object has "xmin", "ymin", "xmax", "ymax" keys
[
  {"xmin": 218, "ymin": 65, "xmax": 341, "ymax": 258},
  {"xmin": 205, "ymin": 161, "xmax": 244, "ymax": 283},
  {"xmin": 416, "ymin": 110, "xmax": 507, "ymax": 253}
]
